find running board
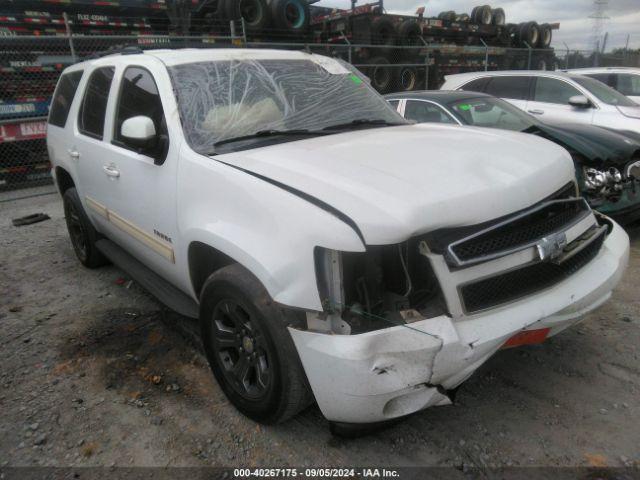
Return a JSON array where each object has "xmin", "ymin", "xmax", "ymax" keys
[{"xmin": 96, "ymin": 239, "xmax": 199, "ymax": 319}]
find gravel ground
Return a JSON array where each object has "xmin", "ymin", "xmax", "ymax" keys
[{"xmin": 1, "ymin": 190, "xmax": 639, "ymax": 469}]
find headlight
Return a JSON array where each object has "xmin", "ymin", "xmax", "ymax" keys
[{"xmin": 313, "ymin": 243, "xmax": 447, "ymax": 334}]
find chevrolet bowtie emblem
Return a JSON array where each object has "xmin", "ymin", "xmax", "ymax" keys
[{"xmin": 536, "ymin": 232, "xmax": 567, "ymax": 262}]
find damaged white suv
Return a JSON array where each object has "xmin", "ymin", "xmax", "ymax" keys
[{"xmin": 47, "ymin": 48, "xmax": 630, "ymax": 430}]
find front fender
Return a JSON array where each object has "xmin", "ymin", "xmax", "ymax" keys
[{"xmin": 177, "ymin": 146, "xmax": 365, "ymax": 311}]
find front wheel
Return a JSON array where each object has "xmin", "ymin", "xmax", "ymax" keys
[{"xmin": 199, "ymin": 264, "xmax": 312, "ymax": 423}]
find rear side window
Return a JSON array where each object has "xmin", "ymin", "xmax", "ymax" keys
[
  {"xmin": 78, "ymin": 67, "xmax": 115, "ymax": 139},
  {"xmin": 48, "ymin": 71, "xmax": 83, "ymax": 127},
  {"xmin": 615, "ymin": 74, "xmax": 640, "ymax": 97},
  {"xmin": 114, "ymin": 66, "xmax": 166, "ymax": 144},
  {"xmin": 585, "ymin": 73, "xmax": 614, "ymax": 87},
  {"xmin": 484, "ymin": 76, "xmax": 531, "ymax": 100},
  {"xmin": 460, "ymin": 77, "xmax": 490, "ymax": 93},
  {"xmin": 533, "ymin": 77, "xmax": 581, "ymax": 104}
]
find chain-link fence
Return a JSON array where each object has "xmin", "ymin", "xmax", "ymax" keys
[{"xmin": 1, "ymin": 27, "xmax": 639, "ymax": 196}]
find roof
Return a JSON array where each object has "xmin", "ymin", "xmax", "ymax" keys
[
  {"xmin": 444, "ymin": 69, "xmax": 577, "ymax": 82},
  {"xmin": 384, "ymin": 90, "xmax": 490, "ymax": 103},
  {"xmin": 564, "ymin": 67, "xmax": 640, "ymax": 74},
  {"xmin": 67, "ymin": 48, "xmax": 326, "ymax": 70}
]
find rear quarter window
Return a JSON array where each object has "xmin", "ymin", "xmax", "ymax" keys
[{"xmin": 48, "ymin": 71, "xmax": 84, "ymax": 128}]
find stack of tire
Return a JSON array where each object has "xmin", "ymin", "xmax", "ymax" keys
[
  {"xmin": 211, "ymin": 0, "xmax": 310, "ymax": 34},
  {"xmin": 364, "ymin": 16, "xmax": 424, "ymax": 93},
  {"xmin": 508, "ymin": 21, "xmax": 552, "ymax": 48},
  {"xmin": 436, "ymin": 5, "xmax": 506, "ymax": 26}
]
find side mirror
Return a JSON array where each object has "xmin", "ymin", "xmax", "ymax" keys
[
  {"xmin": 568, "ymin": 95, "xmax": 591, "ymax": 108},
  {"xmin": 121, "ymin": 116, "xmax": 157, "ymax": 151}
]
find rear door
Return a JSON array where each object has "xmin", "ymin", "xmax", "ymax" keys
[
  {"xmin": 526, "ymin": 76, "xmax": 595, "ymax": 126},
  {"xmin": 74, "ymin": 65, "xmax": 117, "ymax": 234}
]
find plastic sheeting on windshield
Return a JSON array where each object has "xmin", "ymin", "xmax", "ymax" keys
[{"xmin": 168, "ymin": 55, "xmax": 404, "ymax": 154}]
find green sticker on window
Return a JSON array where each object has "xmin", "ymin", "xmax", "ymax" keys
[
  {"xmin": 457, "ymin": 103, "xmax": 471, "ymax": 111},
  {"xmin": 349, "ymin": 74, "xmax": 363, "ymax": 85}
]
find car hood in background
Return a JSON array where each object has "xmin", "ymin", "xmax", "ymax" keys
[
  {"xmin": 534, "ymin": 122, "xmax": 640, "ymax": 167},
  {"xmin": 218, "ymin": 124, "xmax": 575, "ymax": 245}
]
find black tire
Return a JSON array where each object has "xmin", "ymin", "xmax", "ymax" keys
[
  {"xmin": 396, "ymin": 66, "xmax": 418, "ymax": 91},
  {"xmin": 365, "ymin": 56, "xmax": 393, "ymax": 92},
  {"xmin": 62, "ymin": 187, "xmax": 108, "ymax": 269},
  {"xmin": 398, "ymin": 19, "xmax": 421, "ymax": 46},
  {"xmin": 270, "ymin": 0, "xmax": 309, "ymax": 32},
  {"xmin": 470, "ymin": 7, "xmax": 479, "ymax": 22},
  {"xmin": 538, "ymin": 23, "xmax": 552, "ymax": 48},
  {"xmin": 518, "ymin": 21, "xmax": 539, "ymax": 47},
  {"xmin": 199, "ymin": 263, "xmax": 312, "ymax": 424},
  {"xmin": 457, "ymin": 13, "xmax": 470, "ymax": 22},
  {"xmin": 370, "ymin": 16, "xmax": 396, "ymax": 47},
  {"xmin": 491, "ymin": 7, "xmax": 505, "ymax": 26},
  {"xmin": 473, "ymin": 5, "xmax": 492, "ymax": 25},
  {"xmin": 226, "ymin": 0, "xmax": 270, "ymax": 30}
]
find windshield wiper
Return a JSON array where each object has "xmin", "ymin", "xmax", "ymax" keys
[
  {"xmin": 321, "ymin": 119, "xmax": 406, "ymax": 131},
  {"xmin": 212, "ymin": 129, "xmax": 324, "ymax": 148}
]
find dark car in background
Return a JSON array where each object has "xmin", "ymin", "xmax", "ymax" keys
[{"xmin": 385, "ymin": 90, "xmax": 640, "ymax": 224}]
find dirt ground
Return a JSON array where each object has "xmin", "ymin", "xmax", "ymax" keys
[{"xmin": 1, "ymin": 189, "xmax": 639, "ymax": 469}]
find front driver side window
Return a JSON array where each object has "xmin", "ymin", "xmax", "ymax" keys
[
  {"xmin": 114, "ymin": 66, "xmax": 167, "ymax": 145},
  {"xmin": 404, "ymin": 100, "xmax": 455, "ymax": 124},
  {"xmin": 534, "ymin": 77, "xmax": 582, "ymax": 105}
]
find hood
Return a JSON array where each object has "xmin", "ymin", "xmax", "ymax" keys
[
  {"xmin": 218, "ymin": 124, "xmax": 575, "ymax": 245},
  {"xmin": 533, "ymin": 122, "xmax": 640, "ymax": 167}
]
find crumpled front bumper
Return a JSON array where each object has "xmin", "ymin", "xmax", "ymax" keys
[{"xmin": 289, "ymin": 221, "xmax": 630, "ymax": 424}]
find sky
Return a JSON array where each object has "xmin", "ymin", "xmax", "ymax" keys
[{"xmin": 314, "ymin": 0, "xmax": 640, "ymax": 52}]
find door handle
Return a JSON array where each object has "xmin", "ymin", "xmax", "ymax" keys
[
  {"xmin": 68, "ymin": 149, "xmax": 80, "ymax": 159},
  {"xmin": 528, "ymin": 109, "xmax": 544, "ymax": 115},
  {"xmin": 103, "ymin": 164, "xmax": 120, "ymax": 178}
]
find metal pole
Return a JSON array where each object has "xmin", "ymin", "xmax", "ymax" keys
[
  {"xmin": 524, "ymin": 41, "xmax": 532, "ymax": 69},
  {"xmin": 340, "ymin": 30, "xmax": 352, "ymax": 64},
  {"xmin": 63, "ymin": 12, "xmax": 77, "ymax": 62},
  {"xmin": 425, "ymin": 50, "xmax": 430, "ymax": 89},
  {"xmin": 562, "ymin": 41, "xmax": 570, "ymax": 69},
  {"xmin": 230, "ymin": 20, "xmax": 236, "ymax": 38},
  {"xmin": 241, "ymin": 18, "xmax": 247, "ymax": 45},
  {"xmin": 420, "ymin": 36, "xmax": 429, "ymax": 88},
  {"xmin": 479, "ymin": 38, "xmax": 488, "ymax": 71},
  {"xmin": 594, "ymin": 39, "xmax": 600, "ymax": 67}
]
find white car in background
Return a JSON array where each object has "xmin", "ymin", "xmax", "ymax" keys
[
  {"xmin": 47, "ymin": 49, "xmax": 629, "ymax": 431},
  {"xmin": 565, "ymin": 67, "xmax": 640, "ymax": 104},
  {"xmin": 440, "ymin": 70, "xmax": 640, "ymax": 135}
]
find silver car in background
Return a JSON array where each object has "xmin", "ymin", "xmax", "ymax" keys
[
  {"xmin": 440, "ymin": 70, "xmax": 640, "ymax": 135},
  {"xmin": 565, "ymin": 67, "xmax": 640, "ymax": 104}
]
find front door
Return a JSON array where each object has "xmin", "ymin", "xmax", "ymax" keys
[{"xmin": 526, "ymin": 76, "xmax": 595, "ymax": 126}]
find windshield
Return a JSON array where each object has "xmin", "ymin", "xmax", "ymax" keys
[
  {"xmin": 571, "ymin": 75, "xmax": 637, "ymax": 106},
  {"xmin": 447, "ymin": 96, "xmax": 536, "ymax": 131},
  {"xmin": 168, "ymin": 57, "xmax": 407, "ymax": 153}
]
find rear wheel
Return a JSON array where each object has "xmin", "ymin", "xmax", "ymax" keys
[
  {"xmin": 62, "ymin": 187, "xmax": 108, "ymax": 269},
  {"xmin": 199, "ymin": 264, "xmax": 312, "ymax": 423}
]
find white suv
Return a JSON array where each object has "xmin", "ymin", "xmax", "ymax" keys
[
  {"xmin": 440, "ymin": 70, "xmax": 640, "ymax": 135},
  {"xmin": 565, "ymin": 67, "xmax": 640, "ymax": 104},
  {"xmin": 47, "ymin": 49, "xmax": 629, "ymax": 429}
]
